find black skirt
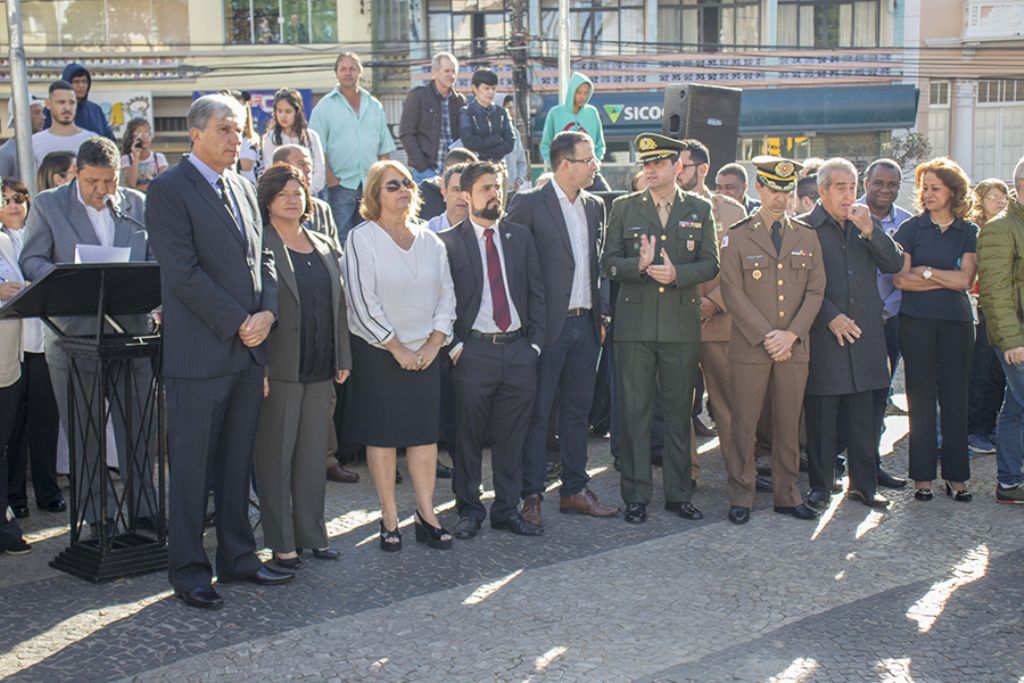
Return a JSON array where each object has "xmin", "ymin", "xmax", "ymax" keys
[{"xmin": 346, "ymin": 335, "xmax": 440, "ymax": 448}]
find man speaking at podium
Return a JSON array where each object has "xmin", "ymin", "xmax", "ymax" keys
[
  {"xmin": 147, "ymin": 94, "xmax": 289, "ymax": 611},
  {"xmin": 20, "ymin": 135, "xmax": 159, "ymax": 536}
]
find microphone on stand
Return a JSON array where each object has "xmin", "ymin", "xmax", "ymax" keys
[{"xmin": 105, "ymin": 194, "xmax": 147, "ymax": 230}]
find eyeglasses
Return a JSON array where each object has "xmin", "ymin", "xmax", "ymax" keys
[
  {"xmin": 383, "ymin": 178, "xmax": 415, "ymax": 192},
  {"xmin": 679, "ymin": 163, "xmax": 700, "ymax": 170},
  {"xmin": 1, "ymin": 193, "xmax": 27, "ymax": 207},
  {"xmin": 567, "ymin": 157, "xmax": 599, "ymax": 167}
]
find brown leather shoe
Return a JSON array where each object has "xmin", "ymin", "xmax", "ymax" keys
[
  {"xmin": 559, "ymin": 488, "xmax": 620, "ymax": 518},
  {"xmin": 327, "ymin": 463, "xmax": 359, "ymax": 483},
  {"xmin": 520, "ymin": 494, "xmax": 543, "ymax": 527}
]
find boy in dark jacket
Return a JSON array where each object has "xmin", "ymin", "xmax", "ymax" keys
[
  {"xmin": 458, "ymin": 69, "xmax": 514, "ymax": 163},
  {"xmin": 42, "ymin": 62, "xmax": 115, "ymax": 141}
]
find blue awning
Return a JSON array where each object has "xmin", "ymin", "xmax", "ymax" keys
[{"xmin": 530, "ymin": 84, "xmax": 919, "ymax": 140}]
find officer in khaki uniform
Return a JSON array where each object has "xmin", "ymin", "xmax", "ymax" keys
[
  {"xmin": 719, "ymin": 156, "xmax": 826, "ymax": 525},
  {"xmin": 602, "ymin": 133, "xmax": 719, "ymax": 524},
  {"xmin": 673, "ymin": 139, "xmax": 746, "ymax": 484}
]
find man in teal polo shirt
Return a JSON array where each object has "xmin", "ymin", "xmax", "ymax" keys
[{"xmin": 310, "ymin": 51, "xmax": 397, "ymax": 243}]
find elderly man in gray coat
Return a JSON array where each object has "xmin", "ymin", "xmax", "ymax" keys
[
  {"xmin": 799, "ymin": 158, "xmax": 903, "ymax": 510},
  {"xmin": 20, "ymin": 135, "xmax": 157, "ymax": 535}
]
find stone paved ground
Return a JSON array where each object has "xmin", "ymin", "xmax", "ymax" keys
[{"xmin": 2, "ymin": 397, "xmax": 1022, "ymax": 683}]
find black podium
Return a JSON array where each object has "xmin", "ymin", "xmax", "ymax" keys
[{"xmin": 0, "ymin": 263, "xmax": 166, "ymax": 581}]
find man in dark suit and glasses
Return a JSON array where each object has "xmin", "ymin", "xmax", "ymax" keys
[
  {"xmin": 146, "ymin": 94, "xmax": 292, "ymax": 610},
  {"xmin": 439, "ymin": 161, "xmax": 546, "ymax": 539},
  {"xmin": 506, "ymin": 131, "xmax": 619, "ymax": 527}
]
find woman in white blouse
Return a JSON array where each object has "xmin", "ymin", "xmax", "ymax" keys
[
  {"xmin": 343, "ymin": 160, "xmax": 456, "ymax": 552},
  {"xmin": 0, "ymin": 179, "xmax": 63, "ymax": 519},
  {"xmin": 261, "ymin": 88, "xmax": 326, "ymax": 196}
]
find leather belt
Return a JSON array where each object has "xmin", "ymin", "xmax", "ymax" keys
[
  {"xmin": 567, "ymin": 307, "xmax": 591, "ymax": 318},
  {"xmin": 469, "ymin": 329, "xmax": 523, "ymax": 344}
]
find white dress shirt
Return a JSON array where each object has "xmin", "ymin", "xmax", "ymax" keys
[
  {"xmin": 552, "ymin": 179, "xmax": 592, "ymax": 310},
  {"xmin": 450, "ymin": 219, "xmax": 540, "ymax": 358},
  {"xmin": 76, "ymin": 183, "xmax": 115, "ymax": 247}
]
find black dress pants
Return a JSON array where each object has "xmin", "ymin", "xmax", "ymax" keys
[
  {"xmin": 806, "ymin": 391, "xmax": 877, "ymax": 497},
  {"xmin": 452, "ymin": 337, "xmax": 536, "ymax": 524},
  {"xmin": 899, "ymin": 315, "xmax": 973, "ymax": 483},
  {"xmin": 1, "ymin": 378, "xmax": 25, "ymax": 550},
  {"xmin": 7, "ymin": 352, "xmax": 61, "ymax": 508},
  {"xmin": 967, "ymin": 311, "xmax": 1005, "ymax": 436}
]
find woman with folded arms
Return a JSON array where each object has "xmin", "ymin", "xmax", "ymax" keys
[
  {"xmin": 894, "ymin": 157, "xmax": 979, "ymax": 502},
  {"xmin": 343, "ymin": 160, "xmax": 456, "ymax": 552}
]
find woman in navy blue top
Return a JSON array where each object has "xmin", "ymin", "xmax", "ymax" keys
[{"xmin": 894, "ymin": 158, "xmax": 979, "ymax": 502}]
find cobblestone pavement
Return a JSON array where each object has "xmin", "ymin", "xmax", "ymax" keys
[{"xmin": 2, "ymin": 402, "xmax": 1022, "ymax": 682}]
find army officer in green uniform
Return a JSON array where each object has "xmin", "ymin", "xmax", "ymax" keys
[{"xmin": 601, "ymin": 133, "xmax": 720, "ymax": 524}]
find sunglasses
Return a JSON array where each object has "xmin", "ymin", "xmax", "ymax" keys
[
  {"xmin": 383, "ymin": 178, "xmax": 415, "ymax": 192},
  {"xmin": 1, "ymin": 193, "xmax": 27, "ymax": 206}
]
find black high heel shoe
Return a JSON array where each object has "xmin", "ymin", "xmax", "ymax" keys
[
  {"xmin": 945, "ymin": 482, "xmax": 973, "ymax": 502},
  {"xmin": 414, "ymin": 510, "xmax": 452, "ymax": 550},
  {"xmin": 274, "ymin": 553, "xmax": 303, "ymax": 570},
  {"xmin": 379, "ymin": 520, "xmax": 402, "ymax": 552},
  {"xmin": 913, "ymin": 488, "xmax": 933, "ymax": 501}
]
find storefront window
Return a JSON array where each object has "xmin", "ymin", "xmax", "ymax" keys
[
  {"xmin": 657, "ymin": 0, "xmax": 761, "ymax": 53},
  {"xmin": 224, "ymin": 0, "xmax": 337, "ymax": 45},
  {"xmin": 21, "ymin": 0, "xmax": 189, "ymax": 48},
  {"xmin": 778, "ymin": 0, "xmax": 880, "ymax": 48},
  {"xmin": 427, "ymin": 0, "xmax": 506, "ymax": 56},
  {"xmin": 540, "ymin": 0, "xmax": 645, "ymax": 56}
]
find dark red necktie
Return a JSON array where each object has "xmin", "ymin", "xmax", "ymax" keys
[{"xmin": 484, "ymin": 228, "xmax": 511, "ymax": 331}]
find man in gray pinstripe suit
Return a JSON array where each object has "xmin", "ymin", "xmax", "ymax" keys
[{"xmin": 147, "ymin": 94, "xmax": 291, "ymax": 610}]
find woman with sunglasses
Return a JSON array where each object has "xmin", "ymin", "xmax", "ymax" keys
[
  {"xmin": 342, "ymin": 160, "xmax": 456, "ymax": 552},
  {"xmin": 0, "ymin": 179, "xmax": 63, "ymax": 520},
  {"xmin": 261, "ymin": 88, "xmax": 325, "ymax": 196},
  {"xmin": 35, "ymin": 151, "xmax": 76, "ymax": 192}
]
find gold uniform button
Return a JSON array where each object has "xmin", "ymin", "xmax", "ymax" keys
[
  {"xmin": 777, "ymin": 279, "xmax": 784, "ymax": 286},
  {"xmin": 779, "ymin": 311, "xmax": 786, "ymax": 317},
  {"xmin": 658, "ymin": 286, "xmax": 666, "ymax": 293},
  {"xmin": 778, "ymin": 295, "xmax": 785, "ymax": 301},
  {"xmin": 777, "ymin": 263, "xmax": 784, "ymax": 270},
  {"xmin": 660, "ymin": 234, "xmax": 667, "ymax": 241}
]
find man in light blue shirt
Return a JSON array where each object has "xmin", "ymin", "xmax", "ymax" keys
[
  {"xmin": 309, "ymin": 51, "xmax": 396, "ymax": 244},
  {"xmin": 856, "ymin": 158, "xmax": 912, "ymax": 490}
]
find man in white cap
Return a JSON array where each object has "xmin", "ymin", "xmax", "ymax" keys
[{"xmin": 0, "ymin": 96, "xmax": 45, "ymax": 181}]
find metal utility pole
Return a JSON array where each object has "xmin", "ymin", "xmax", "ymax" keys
[
  {"xmin": 558, "ymin": 0, "xmax": 571, "ymax": 103},
  {"xmin": 508, "ymin": 0, "xmax": 530, "ymax": 167},
  {"xmin": 6, "ymin": 0, "xmax": 36, "ymax": 194}
]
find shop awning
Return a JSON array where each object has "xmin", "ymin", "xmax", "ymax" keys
[
  {"xmin": 739, "ymin": 84, "xmax": 920, "ymax": 134},
  {"xmin": 530, "ymin": 84, "xmax": 919, "ymax": 140}
]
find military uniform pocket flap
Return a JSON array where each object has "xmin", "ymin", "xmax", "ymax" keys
[
  {"xmin": 741, "ymin": 255, "xmax": 769, "ymax": 270},
  {"xmin": 678, "ymin": 227, "xmax": 703, "ymax": 241},
  {"xmin": 790, "ymin": 254, "xmax": 813, "ymax": 269}
]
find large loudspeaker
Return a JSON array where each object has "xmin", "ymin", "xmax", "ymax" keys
[{"xmin": 662, "ymin": 84, "xmax": 742, "ymax": 181}]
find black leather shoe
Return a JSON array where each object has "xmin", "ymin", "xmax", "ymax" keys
[
  {"xmin": 274, "ymin": 555, "xmax": 303, "ymax": 570},
  {"xmin": 805, "ymin": 490, "xmax": 831, "ymax": 510},
  {"xmin": 176, "ymin": 585, "xmax": 223, "ymax": 610},
  {"xmin": 693, "ymin": 416, "xmax": 717, "ymax": 437},
  {"xmin": 755, "ymin": 461, "xmax": 772, "ymax": 477},
  {"xmin": 219, "ymin": 565, "xmax": 294, "ymax": 586},
  {"xmin": 40, "ymin": 498, "xmax": 67, "ymax": 513},
  {"xmin": 665, "ymin": 501, "xmax": 703, "ymax": 520},
  {"xmin": 755, "ymin": 475, "xmax": 773, "ymax": 492},
  {"xmin": 491, "ymin": 514, "xmax": 543, "ymax": 536},
  {"xmin": 312, "ymin": 548, "xmax": 340, "ymax": 560},
  {"xmin": 545, "ymin": 461, "xmax": 562, "ymax": 482},
  {"xmin": 877, "ymin": 467, "xmax": 908, "ymax": 489},
  {"xmin": 848, "ymin": 490, "xmax": 890, "ymax": 509},
  {"xmin": 728, "ymin": 506, "xmax": 750, "ymax": 525},
  {"xmin": 436, "ymin": 462, "xmax": 454, "ymax": 479},
  {"xmin": 11, "ymin": 505, "xmax": 29, "ymax": 519},
  {"xmin": 774, "ymin": 503, "xmax": 819, "ymax": 520},
  {"xmin": 454, "ymin": 516, "xmax": 481, "ymax": 539},
  {"xmin": 624, "ymin": 503, "xmax": 647, "ymax": 524}
]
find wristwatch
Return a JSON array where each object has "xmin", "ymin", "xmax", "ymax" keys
[{"xmin": 922, "ymin": 268, "xmax": 934, "ymax": 280}]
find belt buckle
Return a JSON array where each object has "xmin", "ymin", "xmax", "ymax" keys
[{"xmin": 491, "ymin": 333, "xmax": 501, "ymax": 345}]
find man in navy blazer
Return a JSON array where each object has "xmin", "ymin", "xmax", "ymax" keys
[
  {"xmin": 146, "ymin": 94, "xmax": 289, "ymax": 610},
  {"xmin": 20, "ymin": 136, "xmax": 158, "ymax": 532},
  {"xmin": 438, "ymin": 161, "xmax": 545, "ymax": 539},
  {"xmin": 505, "ymin": 131, "xmax": 620, "ymax": 526}
]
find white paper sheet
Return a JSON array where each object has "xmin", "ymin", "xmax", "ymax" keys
[{"xmin": 74, "ymin": 244, "xmax": 131, "ymax": 264}]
